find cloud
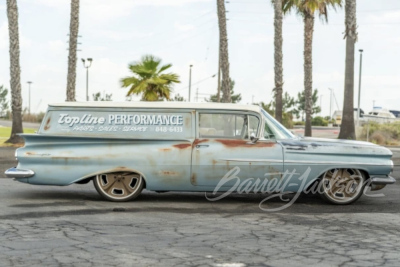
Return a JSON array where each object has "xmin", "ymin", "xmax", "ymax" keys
[
  {"xmin": 35, "ymin": 0, "xmax": 212, "ymax": 22},
  {"xmin": 0, "ymin": 23, "xmax": 7, "ymax": 49},
  {"xmin": 48, "ymin": 40, "xmax": 65, "ymax": 53},
  {"xmin": 36, "ymin": 0, "xmax": 211, "ymax": 8},
  {"xmin": 245, "ymin": 34, "xmax": 272, "ymax": 44},
  {"xmin": 174, "ymin": 22, "xmax": 195, "ymax": 32},
  {"xmin": 92, "ymin": 29, "xmax": 153, "ymax": 42},
  {"xmin": 367, "ymin": 10, "xmax": 400, "ymax": 24}
]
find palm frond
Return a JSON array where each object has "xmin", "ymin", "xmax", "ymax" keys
[
  {"xmin": 159, "ymin": 73, "xmax": 181, "ymax": 84},
  {"xmin": 127, "ymin": 80, "xmax": 148, "ymax": 96},
  {"xmin": 143, "ymin": 90, "xmax": 159, "ymax": 101},
  {"xmin": 121, "ymin": 54, "xmax": 180, "ymax": 101},
  {"xmin": 282, "ymin": 0, "xmax": 342, "ymax": 19},
  {"xmin": 141, "ymin": 55, "xmax": 161, "ymax": 74},
  {"xmin": 147, "ymin": 77, "xmax": 169, "ymax": 85},
  {"xmin": 120, "ymin": 76, "xmax": 139, "ymax": 88},
  {"xmin": 158, "ymin": 63, "xmax": 172, "ymax": 74}
]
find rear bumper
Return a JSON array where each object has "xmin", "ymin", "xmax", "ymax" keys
[
  {"xmin": 370, "ymin": 176, "xmax": 396, "ymax": 185},
  {"xmin": 5, "ymin": 167, "xmax": 35, "ymax": 178}
]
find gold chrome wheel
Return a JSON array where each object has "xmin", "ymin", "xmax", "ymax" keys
[
  {"xmin": 93, "ymin": 172, "xmax": 144, "ymax": 202},
  {"xmin": 320, "ymin": 168, "xmax": 365, "ymax": 205}
]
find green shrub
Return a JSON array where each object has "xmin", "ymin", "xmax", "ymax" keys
[
  {"xmin": 282, "ymin": 112, "xmax": 293, "ymax": 129},
  {"xmin": 312, "ymin": 116, "xmax": 328, "ymax": 126},
  {"xmin": 294, "ymin": 121, "xmax": 305, "ymax": 126}
]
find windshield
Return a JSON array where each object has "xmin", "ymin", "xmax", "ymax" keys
[{"xmin": 261, "ymin": 109, "xmax": 295, "ymax": 139}]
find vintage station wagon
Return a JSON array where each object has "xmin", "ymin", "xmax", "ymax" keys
[{"xmin": 5, "ymin": 102, "xmax": 396, "ymax": 204}]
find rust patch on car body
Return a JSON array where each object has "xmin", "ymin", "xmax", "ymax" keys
[
  {"xmin": 191, "ymin": 173, "xmax": 197, "ymax": 185},
  {"xmin": 193, "ymin": 139, "xmax": 209, "ymax": 146},
  {"xmin": 159, "ymin": 148, "xmax": 172, "ymax": 152},
  {"xmin": 161, "ymin": 171, "xmax": 178, "ymax": 176},
  {"xmin": 25, "ymin": 152, "xmax": 51, "ymax": 156},
  {"xmin": 216, "ymin": 139, "xmax": 275, "ymax": 148},
  {"xmin": 173, "ymin": 143, "xmax": 192, "ymax": 149},
  {"xmin": 43, "ymin": 117, "xmax": 51, "ymax": 131}
]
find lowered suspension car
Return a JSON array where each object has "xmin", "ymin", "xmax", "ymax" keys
[{"xmin": 5, "ymin": 102, "xmax": 396, "ymax": 204}]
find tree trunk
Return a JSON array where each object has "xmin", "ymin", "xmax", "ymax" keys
[
  {"xmin": 339, "ymin": 0, "xmax": 357, "ymax": 140},
  {"xmin": 217, "ymin": 0, "xmax": 231, "ymax": 103},
  {"xmin": 274, "ymin": 0, "xmax": 283, "ymax": 122},
  {"xmin": 303, "ymin": 14, "xmax": 314, "ymax": 137},
  {"xmin": 66, "ymin": 0, "xmax": 80, "ymax": 102},
  {"xmin": 5, "ymin": 0, "xmax": 24, "ymax": 144}
]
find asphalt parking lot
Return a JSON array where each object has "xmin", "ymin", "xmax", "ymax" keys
[{"xmin": 0, "ymin": 147, "xmax": 399, "ymax": 266}]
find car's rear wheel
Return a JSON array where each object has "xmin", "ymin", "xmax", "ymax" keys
[
  {"xmin": 320, "ymin": 168, "xmax": 366, "ymax": 205},
  {"xmin": 93, "ymin": 172, "xmax": 144, "ymax": 202}
]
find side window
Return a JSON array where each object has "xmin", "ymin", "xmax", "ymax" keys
[{"xmin": 199, "ymin": 113, "xmax": 259, "ymax": 139}]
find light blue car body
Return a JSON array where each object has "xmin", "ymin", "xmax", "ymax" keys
[{"xmin": 9, "ymin": 102, "xmax": 394, "ymax": 193}]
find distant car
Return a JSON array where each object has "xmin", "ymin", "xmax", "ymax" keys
[{"xmin": 5, "ymin": 102, "xmax": 396, "ymax": 205}]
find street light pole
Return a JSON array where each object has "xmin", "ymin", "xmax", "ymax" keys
[
  {"xmin": 328, "ymin": 88, "xmax": 333, "ymax": 119},
  {"xmin": 188, "ymin": 65, "xmax": 193, "ymax": 102},
  {"xmin": 81, "ymin": 58, "xmax": 93, "ymax": 101},
  {"xmin": 27, "ymin": 81, "xmax": 32, "ymax": 114},
  {"xmin": 357, "ymin": 49, "xmax": 363, "ymax": 127}
]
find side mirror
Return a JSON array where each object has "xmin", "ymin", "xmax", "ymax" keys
[{"xmin": 250, "ymin": 133, "xmax": 259, "ymax": 144}]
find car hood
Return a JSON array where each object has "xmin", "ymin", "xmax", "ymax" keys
[{"xmin": 278, "ymin": 137, "xmax": 392, "ymax": 157}]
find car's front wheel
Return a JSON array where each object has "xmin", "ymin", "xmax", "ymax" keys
[
  {"xmin": 93, "ymin": 172, "xmax": 144, "ymax": 202},
  {"xmin": 320, "ymin": 168, "xmax": 366, "ymax": 205}
]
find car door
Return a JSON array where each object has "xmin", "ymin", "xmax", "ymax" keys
[{"xmin": 191, "ymin": 111, "xmax": 284, "ymax": 189}]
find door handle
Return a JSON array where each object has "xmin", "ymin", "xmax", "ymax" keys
[{"xmin": 196, "ymin": 145, "xmax": 209, "ymax": 148}]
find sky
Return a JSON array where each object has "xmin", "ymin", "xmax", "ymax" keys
[{"xmin": 0, "ymin": 0, "xmax": 399, "ymax": 116}]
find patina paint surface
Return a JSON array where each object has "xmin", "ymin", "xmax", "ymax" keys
[{"xmin": 12, "ymin": 104, "xmax": 394, "ymax": 194}]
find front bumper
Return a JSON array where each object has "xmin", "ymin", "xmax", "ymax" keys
[
  {"xmin": 369, "ymin": 176, "xmax": 396, "ymax": 191},
  {"xmin": 5, "ymin": 167, "xmax": 35, "ymax": 178},
  {"xmin": 370, "ymin": 176, "xmax": 396, "ymax": 185}
]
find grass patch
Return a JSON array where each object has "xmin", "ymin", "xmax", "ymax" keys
[{"xmin": 0, "ymin": 127, "xmax": 37, "ymax": 147}]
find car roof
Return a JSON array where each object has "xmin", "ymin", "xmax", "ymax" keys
[{"xmin": 49, "ymin": 102, "xmax": 262, "ymax": 112}]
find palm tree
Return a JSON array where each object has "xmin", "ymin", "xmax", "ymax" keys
[
  {"xmin": 121, "ymin": 55, "xmax": 180, "ymax": 101},
  {"xmin": 338, "ymin": 0, "xmax": 356, "ymax": 140},
  {"xmin": 66, "ymin": 0, "xmax": 80, "ymax": 102},
  {"xmin": 217, "ymin": 0, "xmax": 231, "ymax": 103},
  {"xmin": 283, "ymin": 0, "xmax": 342, "ymax": 136},
  {"xmin": 206, "ymin": 79, "xmax": 242, "ymax": 103},
  {"xmin": 274, "ymin": 0, "xmax": 284, "ymax": 123},
  {"xmin": 5, "ymin": 0, "xmax": 23, "ymax": 144}
]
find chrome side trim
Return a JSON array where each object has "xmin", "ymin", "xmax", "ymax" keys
[
  {"xmin": 284, "ymin": 160, "xmax": 392, "ymax": 166},
  {"xmin": 5, "ymin": 167, "xmax": 35, "ymax": 178},
  {"xmin": 219, "ymin": 159, "xmax": 284, "ymax": 163},
  {"xmin": 370, "ymin": 176, "xmax": 396, "ymax": 185}
]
